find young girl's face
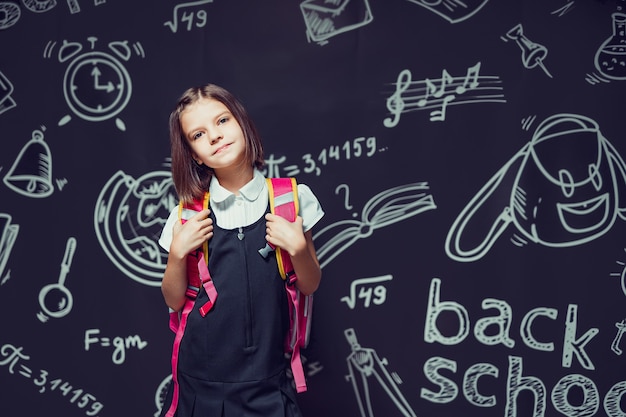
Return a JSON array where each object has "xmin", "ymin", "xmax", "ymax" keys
[{"xmin": 180, "ymin": 97, "xmax": 247, "ymax": 172}]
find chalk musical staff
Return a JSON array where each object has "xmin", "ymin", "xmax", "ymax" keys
[
  {"xmin": 455, "ymin": 62, "xmax": 481, "ymax": 94},
  {"xmin": 383, "ymin": 62, "xmax": 506, "ymax": 126},
  {"xmin": 384, "ymin": 69, "xmax": 412, "ymax": 128}
]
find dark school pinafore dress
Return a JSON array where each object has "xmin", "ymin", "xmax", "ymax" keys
[{"xmin": 161, "ymin": 209, "xmax": 302, "ymax": 417}]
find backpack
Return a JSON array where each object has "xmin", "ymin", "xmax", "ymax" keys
[
  {"xmin": 166, "ymin": 177, "xmax": 311, "ymax": 409},
  {"xmin": 261, "ymin": 177, "xmax": 313, "ymax": 394}
]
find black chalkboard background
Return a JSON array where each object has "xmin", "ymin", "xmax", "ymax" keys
[{"xmin": 1, "ymin": 1, "xmax": 625, "ymax": 416}]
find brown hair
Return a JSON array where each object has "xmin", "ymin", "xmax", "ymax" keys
[{"xmin": 168, "ymin": 84, "xmax": 265, "ymax": 203}]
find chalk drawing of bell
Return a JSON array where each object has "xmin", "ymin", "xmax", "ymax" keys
[
  {"xmin": 446, "ymin": 113, "xmax": 626, "ymax": 262},
  {"xmin": 3, "ymin": 129, "xmax": 54, "ymax": 198}
]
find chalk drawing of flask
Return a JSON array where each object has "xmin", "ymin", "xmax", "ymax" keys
[{"xmin": 595, "ymin": 12, "xmax": 626, "ymax": 80}]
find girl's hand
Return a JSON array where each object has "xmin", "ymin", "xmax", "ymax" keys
[
  {"xmin": 170, "ymin": 209, "xmax": 213, "ymax": 259},
  {"xmin": 265, "ymin": 213, "xmax": 306, "ymax": 257}
]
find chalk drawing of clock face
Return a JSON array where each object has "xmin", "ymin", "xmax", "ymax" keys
[{"xmin": 63, "ymin": 51, "xmax": 131, "ymax": 122}]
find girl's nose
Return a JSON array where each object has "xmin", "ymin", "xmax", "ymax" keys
[{"xmin": 210, "ymin": 133, "xmax": 222, "ymax": 145}]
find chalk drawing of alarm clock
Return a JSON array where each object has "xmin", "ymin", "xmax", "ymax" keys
[
  {"xmin": 445, "ymin": 113, "xmax": 626, "ymax": 262},
  {"xmin": 45, "ymin": 37, "xmax": 144, "ymax": 131},
  {"xmin": 63, "ymin": 50, "xmax": 131, "ymax": 123}
]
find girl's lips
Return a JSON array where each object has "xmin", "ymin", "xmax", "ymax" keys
[{"xmin": 213, "ymin": 143, "xmax": 231, "ymax": 155}]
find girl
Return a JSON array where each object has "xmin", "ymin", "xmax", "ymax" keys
[{"xmin": 158, "ymin": 83, "xmax": 324, "ymax": 417}]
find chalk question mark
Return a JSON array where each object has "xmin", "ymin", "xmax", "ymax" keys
[
  {"xmin": 335, "ymin": 184, "xmax": 358, "ymax": 218},
  {"xmin": 335, "ymin": 184, "xmax": 353, "ymax": 210}
]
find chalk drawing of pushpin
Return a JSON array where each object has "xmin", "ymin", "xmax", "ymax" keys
[
  {"xmin": 37, "ymin": 237, "xmax": 76, "ymax": 322},
  {"xmin": 506, "ymin": 23, "xmax": 553, "ymax": 78}
]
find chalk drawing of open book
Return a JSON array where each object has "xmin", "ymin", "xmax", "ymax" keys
[{"xmin": 314, "ymin": 182, "xmax": 436, "ymax": 268}]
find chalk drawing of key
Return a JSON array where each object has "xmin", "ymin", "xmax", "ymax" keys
[{"xmin": 37, "ymin": 237, "xmax": 77, "ymax": 322}]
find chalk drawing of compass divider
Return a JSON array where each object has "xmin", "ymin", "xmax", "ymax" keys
[
  {"xmin": 345, "ymin": 327, "xmax": 417, "ymax": 417},
  {"xmin": 383, "ymin": 62, "xmax": 506, "ymax": 127},
  {"xmin": 313, "ymin": 182, "xmax": 437, "ymax": 270}
]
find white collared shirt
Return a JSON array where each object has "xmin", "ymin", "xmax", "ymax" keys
[{"xmin": 158, "ymin": 170, "xmax": 324, "ymax": 251}]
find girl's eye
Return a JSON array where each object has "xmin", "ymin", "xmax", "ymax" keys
[
  {"xmin": 192, "ymin": 131, "xmax": 204, "ymax": 140},
  {"xmin": 218, "ymin": 116, "xmax": 229, "ymax": 125}
]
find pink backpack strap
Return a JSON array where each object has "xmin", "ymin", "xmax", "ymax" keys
[
  {"xmin": 164, "ymin": 193, "xmax": 216, "ymax": 416},
  {"xmin": 164, "ymin": 290, "xmax": 197, "ymax": 417},
  {"xmin": 285, "ymin": 285, "xmax": 311, "ymax": 393},
  {"xmin": 265, "ymin": 177, "xmax": 311, "ymax": 393},
  {"xmin": 197, "ymin": 251, "xmax": 218, "ymax": 317},
  {"xmin": 178, "ymin": 192, "xmax": 217, "ymax": 316}
]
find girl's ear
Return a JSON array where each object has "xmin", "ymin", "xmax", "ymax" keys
[{"xmin": 191, "ymin": 153, "xmax": 203, "ymax": 165}]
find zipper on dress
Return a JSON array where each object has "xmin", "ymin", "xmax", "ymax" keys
[{"xmin": 240, "ymin": 226, "xmax": 254, "ymax": 349}]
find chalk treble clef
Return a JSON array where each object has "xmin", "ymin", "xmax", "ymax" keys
[{"xmin": 384, "ymin": 69, "xmax": 412, "ymax": 128}]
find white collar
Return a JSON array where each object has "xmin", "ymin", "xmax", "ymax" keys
[{"xmin": 209, "ymin": 169, "xmax": 265, "ymax": 203}]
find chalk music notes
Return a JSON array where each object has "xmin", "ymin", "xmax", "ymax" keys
[
  {"xmin": 384, "ymin": 70, "xmax": 412, "ymax": 128},
  {"xmin": 455, "ymin": 63, "xmax": 481, "ymax": 94},
  {"xmin": 383, "ymin": 62, "xmax": 505, "ymax": 126}
]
